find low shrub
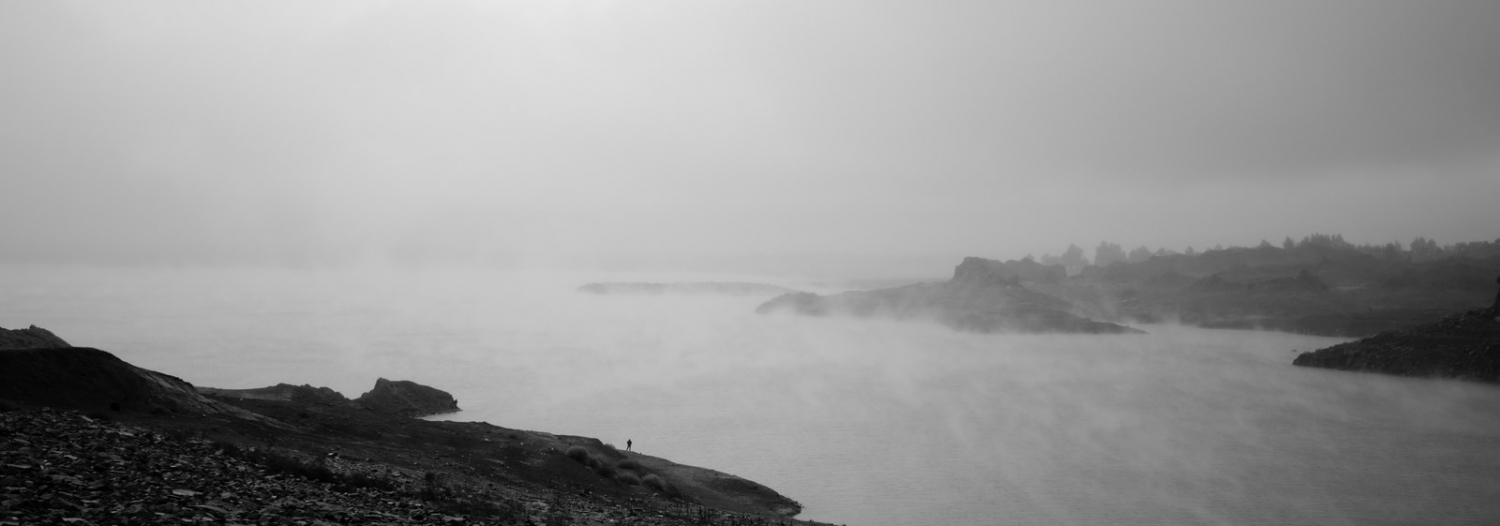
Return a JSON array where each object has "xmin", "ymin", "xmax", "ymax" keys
[
  {"xmin": 262, "ymin": 452, "xmax": 336, "ymax": 484},
  {"xmin": 258, "ymin": 450, "xmax": 396, "ymax": 492},
  {"xmin": 593, "ymin": 463, "xmax": 616, "ymax": 478},
  {"xmin": 565, "ymin": 446, "xmax": 590, "ymax": 463},
  {"xmin": 641, "ymin": 474, "xmax": 679, "ymax": 496},
  {"xmin": 616, "ymin": 472, "xmax": 641, "ymax": 486},
  {"xmin": 617, "ymin": 458, "xmax": 641, "ymax": 470}
]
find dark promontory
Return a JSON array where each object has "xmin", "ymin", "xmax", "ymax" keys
[
  {"xmin": 0, "ymin": 325, "xmax": 813, "ymax": 525},
  {"xmin": 1293, "ymin": 308, "xmax": 1500, "ymax": 383},
  {"xmin": 355, "ymin": 377, "xmax": 460, "ymax": 417}
]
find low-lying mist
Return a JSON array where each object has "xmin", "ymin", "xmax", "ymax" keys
[{"xmin": 4, "ymin": 265, "xmax": 1498, "ymax": 526}]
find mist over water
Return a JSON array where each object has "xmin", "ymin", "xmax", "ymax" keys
[{"xmin": 5, "ymin": 266, "xmax": 1500, "ymax": 526}]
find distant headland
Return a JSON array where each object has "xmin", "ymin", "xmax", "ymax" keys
[{"xmin": 754, "ymin": 234, "xmax": 1500, "ymax": 338}]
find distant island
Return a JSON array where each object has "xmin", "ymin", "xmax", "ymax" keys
[
  {"xmin": 578, "ymin": 282, "xmax": 801, "ymax": 297},
  {"xmin": 760, "ymin": 235, "xmax": 1500, "ymax": 338},
  {"xmin": 0, "ymin": 325, "xmax": 813, "ymax": 526}
]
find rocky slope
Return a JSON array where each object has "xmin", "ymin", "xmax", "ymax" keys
[
  {"xmin": 0, "ymin": 329, "xmax": 813, "ymax": 525},
  {"xmin": 0, "ymin": 406, "xmax": 806, "ymax": 526},
  {"xmin": 0, "ymin": 345, "xmax": 274, "ymax": 424},
  {"xmin": 1292, "ymin": 309, "xmax": 1500, "ymax": 383},
  {"xmin": 0, "ymin": 324, "xmax": 71, "ymax": 349},
  {"xmin": 756, "ymin": 257, "xmax": 1142, "ymax": 334}
]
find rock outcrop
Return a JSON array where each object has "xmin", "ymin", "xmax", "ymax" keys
[
  {"xmin": 199, "ymin": 383, "xmax": 352, "ymax": 406},
  {"xmin": 0, "ymin": 346, "xmax": 271, "ymax": 422},
  {"xmin": 354, "ymin": 378, "xmax": 459, "ymax": 417},
  {"xmin": 0, "ymin": 324, "xmax": 72, "ymax": 349},
  {"xmin": 756, "ymin": 257, "xmax": 1141, "ymax": 334},
  {"xmin": 1293, "ymin": 309, "xmax": 1500, "ymax": 383}
]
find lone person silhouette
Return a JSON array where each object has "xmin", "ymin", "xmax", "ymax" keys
[{"xmin": 626, "ymin": 439, "xmax": 632, "ymax": 452}]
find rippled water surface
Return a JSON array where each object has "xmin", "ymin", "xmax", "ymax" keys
[{"xmin": 5, "ymin": 266, "xmax": 1500, "ymax": 526}]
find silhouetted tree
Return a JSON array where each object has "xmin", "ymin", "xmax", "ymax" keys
[
  {"xmin": 1059, "ymin": 244, "xmax": 1089, "ymax": 268},
  {"xmin": 1410, "ymin": 236, "xmax": 1442, "ymax": 260},
  {"xmin": 1283, "ymin": 237, "xmax": 1295, "ymax": 250},
  {"xmin": 1127, "ymin": 246, "xmax": 1154, "ymax": 263},
  {"xmin": 1300, "ymin": 233, "xmax": 1353, "ymax": 249},
  {"xmin": 1258, "ymin": 239, "xmax": 1274, "ymax": 249},
  {"xmin": 1093, "ymin": 241, "xmax": 1127, "ymax": 267}
]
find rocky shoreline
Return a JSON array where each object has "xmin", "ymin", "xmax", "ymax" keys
[
  {"xmin": 1, "ymin": 326, "xmax": 820, "ymax": 526},
  {"xmin": 1293, "ymin": 309, "xmax": 1500, "ymax": 383}
]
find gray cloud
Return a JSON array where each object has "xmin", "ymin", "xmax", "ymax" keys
[{"xmin": 1, "ymin": 1, "xmax": 1496, "ymax": 272}]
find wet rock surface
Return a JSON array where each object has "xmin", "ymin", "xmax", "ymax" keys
[{"xmin": 1293, "ymin": 309, "xmax": 1500, "ymax": 383}]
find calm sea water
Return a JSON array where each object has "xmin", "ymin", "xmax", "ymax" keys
[{"xmin": 4, "ymin": 265, "xmax": 1500, "ymax": 526}]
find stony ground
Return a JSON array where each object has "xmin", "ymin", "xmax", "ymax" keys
[{"xmin": 0, "ymin": 406, "xmax": 815, "ymax": 526}]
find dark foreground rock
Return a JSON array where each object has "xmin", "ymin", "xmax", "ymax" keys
[
  {"xmin": 355, "ymin": 378, "xmax": 460, "ymax": 417},
  {"xmin": 757, "ymin": 257, "xmax": 1142, "ymax": 334},
  {"xmin": 0, "ymin": 345, "xmax": 274, "ymax": 424},
  {"xmin": 1293, "ymin": 309, "xmax": 1500, "ymax": 383},
  {"xmin": 0, "ymin": 334, "xmax": 814, "ymax": 525}
]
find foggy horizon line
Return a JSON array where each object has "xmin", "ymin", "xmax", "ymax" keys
[{"xmin": 6, "ymin": 231, "xmax": 1494, "ymax": 280}]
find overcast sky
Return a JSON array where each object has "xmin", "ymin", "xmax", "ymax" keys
[{"xmin": 2, "ymin": 1, "xmax": 1497, "ymax": 276}]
